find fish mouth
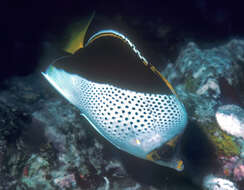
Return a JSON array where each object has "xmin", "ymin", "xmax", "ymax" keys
[{"xmin": 146, "ymin": 134, "xmax": 184, "ymax": 171}]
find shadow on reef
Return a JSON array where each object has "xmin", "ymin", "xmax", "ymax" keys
[
  {"xmin": 120, "ymin": 152, "xmax": 197, "ymax": 189},
  {"xmin": 21, "ymin": 118, "xmax": 48, "ymax": 153},
  {"xmin": 0, "ymin": 101, "xmax": 32, "ymax": 143},
  {"xmin": 219, "ymin": 77, "xmax": 244, "ymax": 107},
  {"xmin": 117, "ymin": 121, "xmax": 219, "ymax": 188},
  {"xmin": 181, "ymin": 121, "xmax": 220, "ymax": 185},
  {"xmin": 99, "ymin": 126, "xmax": 199, "ymax": 189}
]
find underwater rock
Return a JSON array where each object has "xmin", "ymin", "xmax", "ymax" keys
[
  {"xmin": 163, "ymin": 40, "xmax": 244, "ymax": 122},
  {"xmin": 105, "ymin": 160, "xmax": 127, "ymax": 178},
  {"xmin": 123, "ymin": 183, "xmax": 141, "ymax": 190},
  {"xmin": 0, "ymin": 74, "xmax": 110, "ymax": 189},
  {"xmin": 0, "ymin": 99, "xmax": 32, "ymax": 189},
  {"xmin": 19, "ymin": 154, "xmax": 53, "ymax": 189},
  {"xmin": 203, "ymin": 174, "xmax": 238, "ymax": 190},
  {"xmin": 162, "ymin": 39, "xmax": 244, "ymax": 188},
  {"xmin": 54, "ymin": 174, "xmax": 76, "ymax": 189},
  {"xmin": 216, "ymin": 104, "xmax": 244, "ymax": 139},
  {"xmin": 240, "ymin": 139, "xmax": 244, "ymax": 159},
  {"xmin": 219, "ymin": 156, "xmax": 244, "ymax": 182},
  {"xmin": 215, "ymin": 104, "xmax": 244, "ymax": 183},
  {"xmin": 233, "ymin": 163, "xmax": 244, "ymax": 181},
  {"xmin": 0, "ymin": 100, "xmax": 31, "ymax": 143},
  {"xmin": 196, "ymin": 78, "xmax": 221, "ymax": 99}
]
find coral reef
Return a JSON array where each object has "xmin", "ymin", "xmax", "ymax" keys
[
  {"xmin": 200, "ymin": 121, "xmax": 240, "ymax": 157},
  {"xmin": 216, "ymin": 104, "xmax": 244, "ymax": 139},
  {"xmin": 54, "ymin": 174, "xmax": 76, "ymax": 189},
  {"xmin": 220, "ymin": 156, "xmax": 244, "ymax": 181},
  {"xmin": 234, "ymin": 164, "xmax": 244, "ymax": 181},
  {"xmin": 203, "ymin": 174, "xmax": 238, "ymax": 190},
  {"xmin": 163, "ymin": 40, "xmax": 244, "ymax": 122},
  {"xmin": 163, "ymin": 39, "xmax": 244, "ymax": 188}
]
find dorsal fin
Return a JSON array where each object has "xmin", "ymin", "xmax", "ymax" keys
[
  {"xmin": 85, "ymin": 30, "xmax": 149, "ymax": 66},
  {"xmin": 85, "ymin": 30, "xmax": 178, "ymax": 97},
  {"xmin": 53, "ymin": 29, "xmax": 177, "ymax": 95},
  {"xmin": 62, "ymin": 12, "xmax": 95, "ymax": 54}
]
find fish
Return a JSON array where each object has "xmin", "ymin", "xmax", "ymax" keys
[{"xmin": 42, "ymin": 15, "xmax": 188, "ymax": 171}]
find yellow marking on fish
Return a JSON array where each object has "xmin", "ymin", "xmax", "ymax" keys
[
  {"xmin": 146, "ymin": 150, "xmax": 161, "ymax": 161},
  {"xmin": 176, "ymin": 160, "xmax": 183, "ymax": 170},
  {"xmin": 166, "ymin": 135, "xmax": 180, "ymax": 147},
  {"xmin": 63, "ymin": 12, "xmax": 95, "ymax": 54},
  {"xmin": 150, "ymin": 65, "xmax": 178, "ymax": 97},
  {"xmin": 142, "ymin": 60, "xmax": 148, "ymax": 66},
  {"xmin": 136, "ymin": 139, "xmax": 141, "ymax": 145}
]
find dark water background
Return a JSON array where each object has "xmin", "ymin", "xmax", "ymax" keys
[{"xmin": 5, "ymin": 0, "xmax": 244, "ymax": 80}]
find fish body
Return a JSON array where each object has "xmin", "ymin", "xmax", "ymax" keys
[{"xmin": 42, "ymin": 18, "xmax": 187, "ymax": 171}]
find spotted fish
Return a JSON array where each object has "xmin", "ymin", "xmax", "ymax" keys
[{"xmin": 42, "ymin": 16, "xmax": 188, "ymax": 171}]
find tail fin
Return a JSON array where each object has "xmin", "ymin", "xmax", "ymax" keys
[{"xmin": 62, "ymin": 12, "xmax": 95, "ymax": 54}]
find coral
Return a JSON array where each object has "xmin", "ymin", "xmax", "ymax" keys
[
  {"xmin": 200, "ymin": 121, "xmax": 241, "ymax": 157},
  {"xmin": 220, "ymin": 156, "xmax": 238, "ymax": 176},
  {"xmin": 54, "ymin": 174, "xmax": 76, "ymax": 189},
  {"xmin": 196, "ymin": 78, "xmax": 221, "ymax": 99},
  {"xmin": 20, "ymin": 155, "xmax": 53, "ymax": 189},
  {"xmin": 233, "ymin": 164, "xmax": 244, "ymax": 181},
  {"xmin": 162, "ymin": 39, "xmax": 244, "ymax": 187},
  {"xmin": 0, "ymin": 100, "xmax": 31, "ymax": 141},
  {"xmin": 203, "ymin": 174, "xmax": 238, "ymax": 190},
  {"xmin": 123, "ymin": 183, "xmax": 141, "ymax": 190},
  {"xmin": 185, "ymin": 75, "xmax": 201, "ymax": 93},
  {"xmin": 163, "ymin": 39, "xmax": 244, "ymax": 126},
  {"xmin": 220, "ymin": 156, "xmax": 244, "ymax": 182},
  {"xmin": 216, "ymin": 104, "xmax": 244, "ymax": 139},
  {"xmin": 239, "ymin": 139, "xmax": 244, "ymax": 159},
  {"xmin": 103, "ymin": 176, "xmax": 110, "ymax": 190}
]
